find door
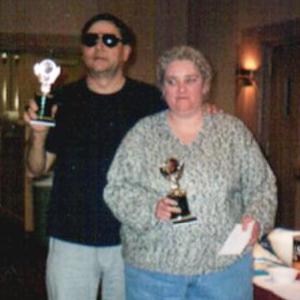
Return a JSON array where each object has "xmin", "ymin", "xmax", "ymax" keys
[{"xmin": 267, "ymin": 43, "xmax": 300, "ymax": 229}]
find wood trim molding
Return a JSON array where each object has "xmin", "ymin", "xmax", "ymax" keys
[
  {"xmin": 242, "ymin": 18, "xmax": 300, "ymax": 47},
  {"xmin": 0, "ymin": 32, "xmax": 80, "ymax": 55}
]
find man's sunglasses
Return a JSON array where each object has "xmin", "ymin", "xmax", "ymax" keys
[{"xmin": 81, "ymin": 33, "xmax": 124, "ymax": 48}]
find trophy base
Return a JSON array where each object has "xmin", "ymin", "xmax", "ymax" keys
[
  {"xmin": 172, "ymin": 215, "xmax": 198, "ymax": 225},
  {"xmin": 32, "ymin": 94, "xmax": 55, "ymax": 127},
  {"xmin": 30, "ymin": 118, "xmax": 55, "ymax": 127}
]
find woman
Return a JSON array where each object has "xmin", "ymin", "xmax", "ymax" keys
[{"xmin": 104, "ymin": 46, "xmax": 277, "ymax": 300}]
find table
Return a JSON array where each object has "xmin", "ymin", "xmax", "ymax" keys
[
  {"xmin": 254, "ymin": 284, "xmax": 285, "ymax": 300},
  {"xmin": 253, "ymin": 274, "xmax": 300, "ymax": 300}
]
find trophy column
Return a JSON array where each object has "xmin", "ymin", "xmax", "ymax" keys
[{"xmin": 30, "ymin": 59, "xmax": 61, "ymax": 127}]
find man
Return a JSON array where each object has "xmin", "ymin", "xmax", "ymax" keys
[{"xmin": 24, "ymin": 13, "xmax": 164, "ymax": 300}]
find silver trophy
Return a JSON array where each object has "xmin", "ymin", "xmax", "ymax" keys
[
  {"xmin": 30, "ymin": 59, "xmax": 61, "ymax": 127},
  {"xmin": 160, "ymin": 158, "xmax": 197, "ymax": 224}
]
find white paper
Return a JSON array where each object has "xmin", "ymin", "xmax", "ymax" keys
[{"xmin": 218, "ymin": 222, "xmax": 254, "ymax": 255}]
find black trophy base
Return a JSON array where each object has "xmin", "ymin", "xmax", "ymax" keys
[
  {"xmin": 169, "ymin": 193, "xmax": 197, "ymax": 225},
  {"xmin": 30, "ymin": 117, "xmax": 55, "ymax": 127},
  {"xmin": 31, "ymin": 94, "xmax": 55, "ymax": 127},
  {"xmin": 172, "ymin": 215, "xmax": 198, "ymax": 225}
]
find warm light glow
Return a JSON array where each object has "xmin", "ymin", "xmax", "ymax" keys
[
  {"xmin": 13, "ymin": 54, "xmax": 20, "ymax": 61},
  {"xmin": 14, "ymin": 86, "xmax": 19, "ymax": 111},
  {"xmin": 243, "ymin": 57, "xmax": 258, "ymax": 71},
  {"xmin": 239, "ymin": 39, "xmax": 261, "ymax": 71},
  {"xmin": 2, "ymin": 79, "xmax": 7, "ymax": 110},
  {"xmin": 236, "ymin": 84, "xmax": 258, "ymax": 133},
  {"xmin": 1, "ymin": 52, "xmax": 8, "ymax": 61},
  {"xmin": 237, "ymin": 83, "xmax": 257, "ymax": 109},
  {"xmin": 242, "ymin": 85, "xmax": 256, "ymax": 98}
]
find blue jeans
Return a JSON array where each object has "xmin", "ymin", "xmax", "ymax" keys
[
  {"xmin": 46, "ymin": 238, "xmax": 125, "ymax": 300},
  {"xmin": 125, "ymin": 254, "xmax": 253, "ymax": 300}
]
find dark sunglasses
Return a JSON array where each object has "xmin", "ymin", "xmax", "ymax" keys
[{"xmin": 81, "ymin": 33, "xmax": 124, "ymax": 48}]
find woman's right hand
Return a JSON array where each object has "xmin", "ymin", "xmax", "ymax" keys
[{"xmin": 155, "ymin": 197, "xmax": 181, "ymax": 220}]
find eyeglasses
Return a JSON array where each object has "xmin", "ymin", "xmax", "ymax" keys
[{"xmin": 81, "ymin": 33, "xmax": 124, "ymax": 48}]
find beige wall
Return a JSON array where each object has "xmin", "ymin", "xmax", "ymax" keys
[
  {"xmin": 0, "ymin": 0, "xmax": 97, "ymax": 35},
  {"xmin": 95, "ymin": 0, "xmax": 157, "ymax": 83},
  {"xmin": 189, "ymin": 0, "xmax": 300, "ymax": 115},
  {"xmin": 188, "ymin": 1, "xmax": 238, "ymax": 113},
  {"xmin": 0, "ymin": 0, "xmax": 160, "ymax": 83},
  {"xmin": 1, "ymin": 0, "xmax": 300, "ymax": 114},
  {"xmin": 237, "ymin": 0, "xmax": 300, "ymax": 31}
]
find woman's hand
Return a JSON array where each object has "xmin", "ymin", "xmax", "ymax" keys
[
  {"xmin": 155, "ymin": 197, "xmax": 181, "ymax": 220},
  {"xmin": 241, "ymin": 215, "xmax": 261, "ymax": 246}
]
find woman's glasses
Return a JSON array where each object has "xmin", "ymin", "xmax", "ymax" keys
[{"xmin": 81, "ymin": 33, "xmax": 124, "ymax": 48}]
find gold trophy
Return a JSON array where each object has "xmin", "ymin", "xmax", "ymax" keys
[
  {"xmin": 160, "ymin": 158, "xmax": 197, "ymax": 225},
  {"xmin": 30, "ymin": 59, "xmax": 61, "ymax": 127}
]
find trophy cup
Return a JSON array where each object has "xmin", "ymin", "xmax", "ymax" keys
[
  {"xmin": 30, "ymin": 59, "xmax": 61, "ymax": 127},
  {"xmin": 160, "ymin": 158, "xmax": 197, "ymax": 225}
]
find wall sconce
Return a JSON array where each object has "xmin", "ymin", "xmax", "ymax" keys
[
  {"xmin": 1, "ymin": 52, "xmax": 8, "ymax": 64},
  {"xmin": 236, "ymin": 68, "xmax": 255, "ymax": 86},
  {"xmin": 13, "ymin": 54, "xmax": 20, "ymax": 64}
]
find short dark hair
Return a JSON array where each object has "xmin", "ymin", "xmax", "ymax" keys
[{"xmin": 81, "ymin": 13, "xmax": 135, "ymax": 47}]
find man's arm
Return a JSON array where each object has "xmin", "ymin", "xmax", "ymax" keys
[
  {"xmin": 24, "ymin": 99, "xmax": 57, "ymax": 177},
  {"xmin": 26, "ymin": 131, "xmax": 56, "ymax": 177}
]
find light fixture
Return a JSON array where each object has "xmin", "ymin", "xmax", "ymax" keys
[
  {"xmin": 13, "ymin": 54, "xmax": 20, "ymax": 64},
  {"xmin": 236, "ymin": 68, "xmax": 255, "ymax": 86},
  {"xmin": 1, "ymin": 52, "xmax": 8, "ymax": 64}
]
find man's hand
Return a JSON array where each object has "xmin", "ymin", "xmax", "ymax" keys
[
  {"xmin": 203, "ymin": 102, "xmax": 222, "ymax": 114},
  {"xmin": 24, "ymin": 99, "xmax": 58, "ymax": 177},
  {"xmin": 24, "ymin": 99, "xmax": 57, "ymax": 134}
]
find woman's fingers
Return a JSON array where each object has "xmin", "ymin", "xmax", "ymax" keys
[
  {"xmin": 241, "ymin": 215, "xmax": 261, "ymax": 246},
  {"xmin": 155, "ymin": 198, "xmax": 181, "ymax": 220}
]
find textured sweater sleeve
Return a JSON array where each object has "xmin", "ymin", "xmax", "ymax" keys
[
  {"xmin": 104, "ymin": 121, "xmax": 160, "ymax": 233},
  {"xmin": 235, "ymin": 119, "xmax": 277, "ymax": 234}
]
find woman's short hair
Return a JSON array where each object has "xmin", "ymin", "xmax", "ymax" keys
[
  {"xmin": 157, "ymin": 45, "xmax": 213, "ymax": 89},
  {"xmin": 81, "ymin": 13, "xmax": 136, "ymax": 47}
]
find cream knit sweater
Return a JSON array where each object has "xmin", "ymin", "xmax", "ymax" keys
[{"xmin": 104, "ymin": 111, "xmax": 277, "ymax": 275}]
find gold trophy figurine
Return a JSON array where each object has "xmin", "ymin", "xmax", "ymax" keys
[
  {"xmin": 160, "ymin": 158, "xmax": 197, "ymax": 225},
  {"xmin": 30, "ymin": 59, "xmax": 61, "ymax": 127}
]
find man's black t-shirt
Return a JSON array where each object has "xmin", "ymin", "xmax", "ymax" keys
[{"xmin": 46, "ymin": 78, "xmax": 164, "ymax": 245}]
